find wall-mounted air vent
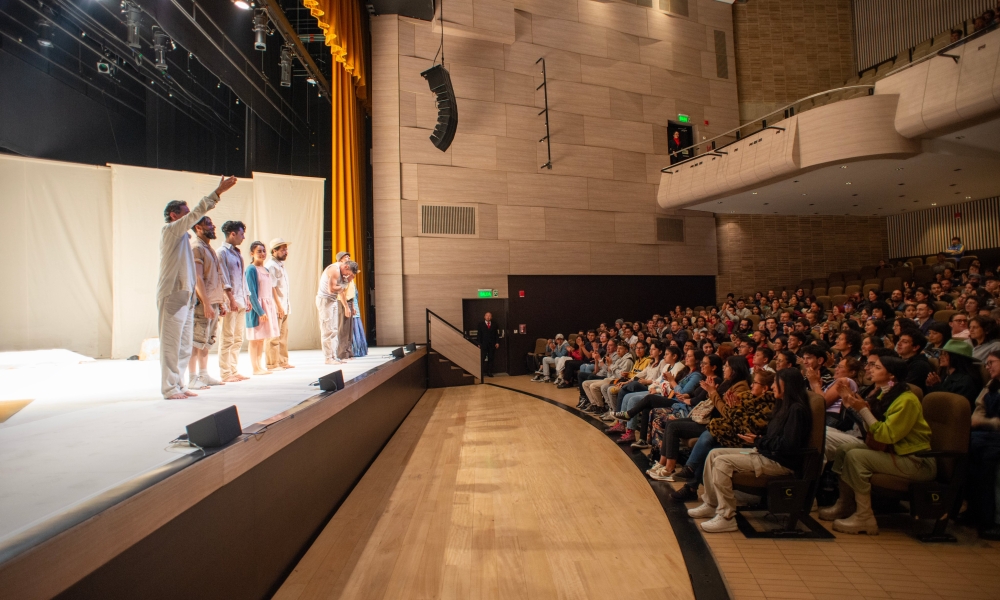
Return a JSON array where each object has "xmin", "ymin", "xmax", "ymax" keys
[
  {"xmin": 656, "ymin": 217, "xmax": 685, "ymax": 243},
  {"xmin": 420, "ymin": 204, "xmax": 477, "ymax": 237}
]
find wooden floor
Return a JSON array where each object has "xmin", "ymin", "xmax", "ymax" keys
[
  {"xmin": 275, "ymin": 384, "xmax": 695, "ymax": 600},
  {"xmin": 493, "ymin": 375, "xmax": 1000, "ymax": 600}
]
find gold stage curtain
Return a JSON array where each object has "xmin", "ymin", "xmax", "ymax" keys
[{"xmin": 303, "ymin": 0, "xmax": 370, "ymax": 327}]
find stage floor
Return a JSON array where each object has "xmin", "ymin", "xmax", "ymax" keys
[{"xmin": 0, "ymin": 348, "xmax": 394, "ymax": 544}]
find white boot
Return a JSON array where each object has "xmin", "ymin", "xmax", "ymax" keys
[
  {"xmin": 833, "ymin": 492, "xmax": 879, "ymax": 535},
  {"xmin": 819, "ymin": 480, "xmax": 856, "ymax": 521}
]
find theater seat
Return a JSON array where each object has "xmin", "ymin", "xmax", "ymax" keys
[
  {"xmin": 958, "ymin": 256, "xmax": 977, "ymax": 270},
  {"xmin": 933, "ymin": 309, "xmax": 958, "ymax": 324},
  {"xmin": 816, "ymin": 295, "xmax": 831, "ymax": 311},
  {"xmin": 831, "ymin": 294, "xmax": 848, "ymax": 307},
  {"xmin": 828, "ymin": 286, "xmax": 844, "ymax": 297},
  {"xmin": 870, "ymin": 392, "xmax": 971, "ymax": 542},
  {"xmin": 731, "ymin": 391, "xmax": 827, "ymax": 537}
]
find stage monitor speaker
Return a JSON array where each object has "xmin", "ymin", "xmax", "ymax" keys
[
  {"xmin": 186, "ymin": 405, "xmax": 242, "ymax": 449},
  {"xmin": 319, "ymin": 370, "xmax": 345, "ymax": 392},
  {"xmin": 391, "ymin": 347, "xmax": 405, "ymax": 359},
  {"xmin": 420, "ymin": 64, "xmax": 458, "ymax": 151},
  {"xmin": 405, "ymin": 342, "xmax": 417, "ymax": 353}
]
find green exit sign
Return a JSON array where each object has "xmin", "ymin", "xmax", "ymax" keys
[
  {"xmin": 478, "ymin": 289, "xmax": 492, "ymax": 298},
  {"xmin": 677, "ymin": 114, "xmax": 690, "ymax": 123}
]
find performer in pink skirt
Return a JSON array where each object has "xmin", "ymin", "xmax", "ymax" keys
[{"xmin": 245, "ymin": 241, "xmax": 280, "ymax": 375}]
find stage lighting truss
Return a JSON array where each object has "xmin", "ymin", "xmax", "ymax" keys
[
  {"xmin": 36, "ymin": 19, "xmax": 54, "ymax": 48},
  {"xmin": 122, "ymin": 1, "xmax": 141, "ymax": 49},
  {"xmin": 252, "ymin": 9, "xmax": 273, "ymax": 51},
  {"xmin": 151, "ymin": 26, "xmax": 174, "ymax": 71},
  {"xmin": 279, "ymin": 44, "xmax": 293, "ymax": 87}
]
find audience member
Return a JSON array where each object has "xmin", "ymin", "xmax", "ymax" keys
[
  {"xmin": 925, "ymin": 339, "xmax": 985, "ymax": 408},
  {"xmin": 968, "ymin": 350, "xmax": 1000, "ymax": 539}
]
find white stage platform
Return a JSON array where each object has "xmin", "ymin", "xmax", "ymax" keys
[{"xmin": 0, "ymin": 349, "xmax": 395, "ymax": 545}]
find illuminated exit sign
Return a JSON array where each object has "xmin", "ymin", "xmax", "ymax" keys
[
  {"xmin": 478, "ymin": 289, "xmax": 493, "ymax": 298},
  {"xmin": 677, "ymin": 114, "xmax": 690, "ymax": 123}
]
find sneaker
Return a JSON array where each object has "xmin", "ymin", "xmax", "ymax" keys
[
  {"xmin": 612, "ymin": 411, "xmax": 630, "ymax": 421},
  {"xmin": 670, "ymin": 485, "xmax": 698, "ymax": 502},
  {"xmin": 631, "ymin": 439, "xmax": 651, "ymax": 449},
  {"xmin": 531, "ymin": 374, "xmax": 545, "ymax": 382},
  {"xmin": 600, "ymin": 411, "xmax": 616, "ymax": 422},
  {"xmin": 584, "ymin": 404, "xmax": 602, "ymax": 415},
  {"xmin": 646, "ymin": 463, "xmax": 666, "ymax": 476},
  {"xmin": 616, "ymin": 429, "xmax": 634, "ymax": 444},
  {"xmin": 688, "ymin": 502, "xmax": 716, "ymax": 519},
  {"xmin": 648, "ymin": 469, "xmax": 677, "ymax": 482},
  {"xmin": 576, "ymin": 398, "xmax": 588, "ymax": 409},
  {"xmin": 607, "ymin": 421, "xmax": 626, "ymax": 433},
  {"xmin": 672, "ymin": 466, "xmax": 695, "ymax": 481},
  {"xmin": 701, "ymin": 515, "xmax": 738, "ymax": 533}
]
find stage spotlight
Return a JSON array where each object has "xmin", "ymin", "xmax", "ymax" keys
[
  {"xmin": 37, "ymin": 20, "xmax": 54, "ymax": 48},
  {"xmin": 305, "ymin": 75, "xmax": 317, "ymax": 85},
  {"xmin": 97, "ymin": 61, "xmax": 111, "ymax": 74},
  {"xmin": 279, "ymin": 44, "xmax": 292, "ymax": 87},
  {"xmin": 252, "ymin": 9, "xmax": 271, "ymax": 51},
  {"xmin": 122, "ymin": 2, "xmax": 141, "ymax": 49},
  {"xmin": 152, "ymin": 26, "xmax": 173, "ymax": 71},
  {"xmin": 233, "ymin": 0, "xmax": 251, "ymax": 8}
]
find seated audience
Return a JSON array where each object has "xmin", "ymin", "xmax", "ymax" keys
[
  {"xmin": 687, "ymin": 368, "xmax": 814, "ymax": 532},
  {"xmin": 895, "ymin": 329, "xmax": 932, "ymax": 393},
  {"xmin": 925, "ymin": 339, "xmax": 985, "ymax": 408},
  {"xmin": 821, "ymin": 352, "xmax": 935, "ymax": 535},
  {"xmin": 968, "ymin": 350, "xmax": 1000, "ymax": 539},
  {"xmin": 532, "ymin": 334, "xmax": 568, "ymax": 382},
  {"xmin": 970, "ymin": 316, "xmax": 1000, "ymax": 362},
  {"xmin": 924, "ymin": 322, "xmax": 951, "ymax": 359}
]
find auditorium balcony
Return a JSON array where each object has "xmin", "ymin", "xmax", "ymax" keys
[{"xmin": 658, "ymin": 24, "xmax": 1000, "ymax": 217}]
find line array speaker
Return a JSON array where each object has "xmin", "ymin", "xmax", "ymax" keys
[{"xmin": 420, "ymin": 64, "xmax": 458, "ymax": 151}]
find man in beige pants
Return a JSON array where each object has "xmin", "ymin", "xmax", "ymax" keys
[
  {"xmin": 335, "ymin": 251, "xmax": 355, "ymax": 360},
  {"xmin": 218, "ymin": 220, "xmax": 248, "ymax": 382},
  {"xmin": 265, "ymin": 238, "xmax": 293, "ymax": 370},
  {"xmin": 317, "ymin": 259, "xmax": 358, "ymax": 365}
]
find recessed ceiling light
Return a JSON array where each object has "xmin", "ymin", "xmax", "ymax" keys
[
  {"xmin": 913, "ymin": 200, "xmax": 918, "ymax": 203},
  {"xmin": 954, "ymin": 168, "xmax": 962, "ymax": 172},
  {"xmin": 931, "ymin": 203, "xmax": 937, "ymax": 206},
  {"xmin": 841, "ymin": 165, "xmax": 848, "ymax": 169},
  {"xmin": 895, "ymin": 167, "xmax": 904, "ymax": 171},
  {"xmin": 752, "ymin": 192, "xmax": 758, "ymax": 195},
  {"xmin": 852, "ymin": 204, "xmax": 858, "ymax": 207},
  {"xmin": 802, "ymin": 193, "xmax": 807, "ymax": 196},
  {"xmin": 956, "ymin": 135, "xmax": 965, "ymax": 139},
  {"xmin": 794, "ymin": 180, "xmax": 799, "ymax": 183},
  {"xmin": 763, "ymin": 202, "xmax": 769, "ymax": 205},
  {"xmin": 718, "ymin": 201, "xmax": 723, "ymax": 204},
  {"xmin": 950, "ymin": 184, "xmax": 956, "ymax": 187},
  {"xmin": 878, "ymin": 208, "xmax": 883, "ymax": 210},
  {"xmin": 899, "ymin": 195, "xmax": 905, "ymax": 197},
  {"xmin": 852, "ymin": 194, "xmax": 858, "ymax": 197},
  {"xmin": 846, "ymin": 182, "xmax": 851, "ymax": 185},
  {"xmin": 898, "ymin": 183, "xmax": 904, "ymax": 186},
  {"xmin": 966, "ymin": 196, "xmax": 971, "ymax": 199}
]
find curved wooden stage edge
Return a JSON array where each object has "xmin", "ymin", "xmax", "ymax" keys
[{"xmin": 276, "ymin": 384, "xmax": 697, "ymax": 600}]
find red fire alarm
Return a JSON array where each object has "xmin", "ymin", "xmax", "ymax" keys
[
  {"xmin": 704, "ymin": 120, "xmax": 710, "ymax": 125},
  {"xmin": 519, "ymin": 290, "xmax": 525, "ymax": 297}
]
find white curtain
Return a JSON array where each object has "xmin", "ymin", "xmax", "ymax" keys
[
  {"xmin": 110, "ymin": 164, "xmax": 258, "ymax": 358},
  {"xmin": 0, "ymin": 155, "xmax": 326, "ymax": 358},
  {"xmin": 252, "ymin": 172, "xmax": 324, "ymax": 350},
  {"xmin": 0, "ymin": 155, "xmax": 113, "ymax": 357}
]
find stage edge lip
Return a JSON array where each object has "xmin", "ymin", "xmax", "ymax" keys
[{"xmin": 0, "ymin": 346, "xmax": 426, "ymax": 568}]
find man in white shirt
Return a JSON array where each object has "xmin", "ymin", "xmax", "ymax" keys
[
  {"xmin": 157, "ymin": 176, "xmax": 236, "ymax": 400},
  {"xmin": 265, "ymin": 238, "xmax": 293, "ymax": 370},
  {"xmin": 317, "ymin": 259, "xmax": 358, "ymax": 365},
  {"xmin": 188, "ymin": 216, "xmax": 227, "ymax": 390}
]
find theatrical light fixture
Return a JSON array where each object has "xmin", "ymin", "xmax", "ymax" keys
[
  {"xmin": 233, "ymin": 0, "xmax": 251, "ymax": 8},
  {"xmin": 279, "ymin": 44, "xmax": 292, "ymax": 87},
  {"xmin": 37, "ymin": 20, "xmax": 54, "ymax": 48},
  {"xmin": 152, "ymin": 26, "xmax": 173, "ymax": 71},
  {"xmin": 306, "ymin": 76, "xmax": 317, "ymax": 85},
  {"xmin": 122, "ymin": 2, "xmax": 141, "ymax": 49},
  {"xmin": 252, "ymin": 9, "xmax": 272, "ymax": 51}
]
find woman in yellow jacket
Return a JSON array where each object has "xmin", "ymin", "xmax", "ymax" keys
[{"xmin": 819, "ymin": 348, "xmax": 935, "ymax": 535}]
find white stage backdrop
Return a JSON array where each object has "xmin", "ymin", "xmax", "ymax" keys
[
  {"xmin": 252, "ymin": 172, "xmax": 323, "ymax": 350},
  {"xmin": 0, "ymin": 154, "xmax": 325, "ymax": 358},
  {"xmin": 0, "ymin": 156, "xmax": 113, "ymax": 358}
]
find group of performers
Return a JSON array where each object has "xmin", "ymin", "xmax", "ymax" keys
[{"xmin": 156, "ymin": 177, "xmax": 367, "ymax": 400}]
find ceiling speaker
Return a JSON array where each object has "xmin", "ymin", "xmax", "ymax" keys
[{"xmin": 420, "ymin": 64, "xmax": 458, "ymax": 151}]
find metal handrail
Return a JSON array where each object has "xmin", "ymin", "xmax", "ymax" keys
[
  {"xmin": 426, "ymin": 308, "xmax": 482, "ymax": 381},
  {"xmin": 661, "ymin": 85, "xmax": 874, "ymax": 173},
  {"xmin": 881, "ymin": 20, "xmax": 998, "ymax": 80}
]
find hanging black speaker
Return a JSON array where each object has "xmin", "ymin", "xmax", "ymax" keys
[{"xmin": 420, "ymin": 64, "xmax": 458, "ymax": 151}]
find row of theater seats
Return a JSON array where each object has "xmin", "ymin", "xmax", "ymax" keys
[{"xmin": 771, "ymin": 255, "xmax": 978, "ymax": 299}]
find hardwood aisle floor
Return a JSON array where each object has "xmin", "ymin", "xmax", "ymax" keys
[{"xmin": 275, "ymin": 384, "xmax": 696, "ymax": 600}]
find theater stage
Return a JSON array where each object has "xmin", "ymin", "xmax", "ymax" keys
[{"xmin": 0, "ymin": 349, "xmax": 394, "ymax": 550}]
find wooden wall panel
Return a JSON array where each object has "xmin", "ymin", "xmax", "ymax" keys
[
  {"xmin": 588, "ymin": 178, "xmax": 655, "ymax": 213},
  {"xmin": 543, "ymin": 207, "xmax": 610, "ymax": 241},
  {"xmin": 543, "ymin": 143, "xmax": 613, "ymax": 179},
  {"xmin": 540, "ymin": 80, "xmax": 612, "ymax": 118},
  {"xmin": 458, "ymin": 98, "xmax": 508, "ymax": 136},
  {"xmin": 400, "ymin": 127, "xmax": 453, "ymax": 165},
  {"xmin": 449, "ymin": 64, "xmax": 496, "ymax": 101},
  {"xmin": 530, "ymin": 15, "xmax": 608, "ymax": 57},
  {"xmin": 416, "ymin": 164, "xmax": 509, "ymax": 204},
  {"xmin": 592, "ymin": 242, "xmax": 659, "ymax": 274},
  {"xmin": 612, "ymin": 149, "xmax": 648, "ymax": 183},
  {"xmin": 507, "ymin": 172, "xmax": 588, "ymax": 209},
  {"xmin": 606, "ymin": 29, "xmax": 641, "ymax": 64},
  {"xmin": 509, "ymin": 241, "xmax": 592, "ymax": 273},
  {"xmin": 576, "ymin": 0, "xmax": 649, "ymax": 38},
  {"xmin": 583, "ymin": 117, "xmax": 654, "ymax": 154},
  {"xmin": 580, "ymin": 56, "xmax": 652, "ymax": 95},
  {"xmin": 497, "ymin": 205, "xmax": 546, "ymax": 240},
  {"xmin": 610, "ymin": 89, "xmax": 645, "ymax": 122},
  {"xmin": 403, "ymin": 275, "xmax": 509, "ymax": 343},
  {"xmin": 416, "ymin": 238, "xmax": 511, "ymax": 274},
  {"xmin": 496, "ymin": 137, "xmax": 540, "ymax": 172},
  {"xmin": 473, "ymin": 0, "xmax": 516, "ymax": 38},
  {"xmin": 478, "ymin": 203, "xmax": 499, "ymax": 239},
  {"xmin": 451, "ymin": 133, "xmax": 498, "ymax": 170},
  {"xmin": 494, "ymin": 70, "xmax": 536, "ymax": 106},
  {"xmin": 614, "ymin": 212, "xmax": 656, "ymax": 245},
  {"xmin": 503, "ymin": 41, "xmax": 583, "ymax": 82}
]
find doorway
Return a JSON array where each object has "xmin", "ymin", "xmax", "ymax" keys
[
  {"xmin": 667, "ymin": 121, "xmax": 694, "ymax": 164},
  {"xmin": 462, "ymin": 298, "xmax": 509, "ymax": 375}
]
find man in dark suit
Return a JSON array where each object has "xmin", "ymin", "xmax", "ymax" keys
[{"xmin": 477, "ymin": 311, "xmax": 500, "ymax": 377}]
